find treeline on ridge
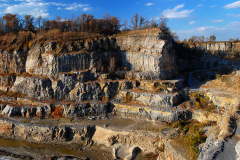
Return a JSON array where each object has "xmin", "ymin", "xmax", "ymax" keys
[
  {"xmin": 0, "ymin": 13, "xmax": 166, "ymax": 35},
  {"xmin": 0, "ymin": 13, "xmax": 121, "ymax": 35},
  {"xmin": 0, "ymin": 12, "xmax": 173, "ymax": 51}
]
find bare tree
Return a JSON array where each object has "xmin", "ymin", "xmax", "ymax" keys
[
  {"xmin": 24, "ymin": 15, "xmax": 34, "ymax": 31},
  {"xmin": 209, "ymin": 35, "xmax": 216, "ymax": 42},
  {"xmin": 188, "ymin": 36, "xmax": 205, "ymax": 44},
  {"xmin": 142, "ymin": 20, "xmax": 150, "ymax": 29},
  {"xmin": 139, "ymin": 16, "xmax": 147, "ymax": 29},
  {"xmin": 159, "ymin": 16, "xmax": 172, "ymax": 40},
  {"xmin": 122, "ymin": 20, "xmax": 128, "ymax": 31},
  {"xmin": 150, "ymin": 17, "xmax": 157, "ymax": 28},
  {"xmin": 0, "ymin": 17, "xmax": 4, "ymax": 33},
  {"xmin": 3, "ymin": 13, "xmax": 19, "ymax": 32},
  {"xmin": 159, "ymin": 16, "xmax": 168, "ymax": 32},
  {"xmin": 199, "ymin": 35, "xmax": 205, "ymax": 42},
  {"xmin": 80, "ymin": 13, "xmax": 87, "ymax": 32},
  {"xmin": 131, "ymin": 13, "xmax": 139, "ymax": 30},
  {"xmin": 37, "ymin": 16, "xmax": 42, "ymax": 33}
]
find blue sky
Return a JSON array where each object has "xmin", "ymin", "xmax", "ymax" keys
[{"xmin": 0, "ymin": 0, "xmax": 240, "ymax": 41}]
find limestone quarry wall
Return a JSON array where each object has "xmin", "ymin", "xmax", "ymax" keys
[
  {"xmin": 0, "ymin": 50, "xmax": 27, "ymax": 74},
  {"xmin": 0, "ymin": 30, "xmax": 178, "ymax": 80},
  {"xmin": 117, "ymin": 33, "xmax": 177, "ymax": 79},
  {"xmin": 25, "ymin": 43, "xmax": 121, "ymax": 77},
  {"xmin": 178, "ymin": 41, "xmax": 240, "ymax": 72},
  {"xmin": 178, "ymin": 54, "xmax": 239, "ymax": 73},
  {"xmin": 193, "ymin": 41, "xmax": 240, "ymax": 54},
  {"xmin": 0, "ymin": 118, "xmax": 95, "ymax": 143}
]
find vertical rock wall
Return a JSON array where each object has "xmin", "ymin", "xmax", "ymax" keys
[
  {"xmin": 116, "ymin": 31, "xmax": 178, "ymax": 79},
  {"xmin": 177, "ymin": 41, "xmax": 240, "ymax": 72},
  {"xmin": 194, "ymin": 41, "xmax": 235, "ymax": 54},
  {"xmin": 0, "ymin": 29, "xmax": 179, "ymax": 80},
  {"xmin": 0, "ymin": 50, "xmax": 27, "ymax": 73}
]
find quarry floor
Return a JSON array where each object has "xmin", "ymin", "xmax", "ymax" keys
[{"xmin": 0, "ymin": 116, "xmax": 163, "ymax": 160}]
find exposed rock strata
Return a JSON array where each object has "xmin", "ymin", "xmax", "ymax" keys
[
  {"xmin": 0, "ymin": 28, "xmax": 239, "ymax": 160},
  {"xmin": 193, "ymin": 41, "xmax": 240, "ymax": 55},
  {"xmin": 118, "ymin": 90, "xmax": 180, "ymax": 108},
  {"xmin": 113, "ymin": 103, "xmax": 190, "ymax": 122},
  {"xmin": 10, "ymin": 76, "xmax": 54, "ymax": 100},
  {"xmin": 0, "ymin": 118, "xmax": 163, "ymax": 159},
  {"xmin": 117, "ymin": 34, "xmax": 177, "ymax": 79},
  {"xmin": 0, "ymin": 118, "xmax": 95, "ymax": 143},
  {"xmin": 0, "ymin": 50, "xmax": 27, "ymax": 74}
]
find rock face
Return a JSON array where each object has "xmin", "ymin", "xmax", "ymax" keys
[
  {"xmin": 164, "ymin": 140, "xmax": 189, "ymax": 160},
  {"xmin": 117, "ymin": 32, "xmax": 177, "ymax": 80},
  {"xmin": 2, "ymin": 105, "xmax": 21, "ymax": 117},
  {"xmin": 0, "ymin": 28, "xmax": 239, "ymax": 160},
  {"xmin": 198, "ymin": 135, "xmax": 225, "ymax": 160},
  {"xmin": 192, "ymin": 110, "xmax": 221, "ymax": 123},
  {"xmin": 10, "ymin": 76, "xmax": 54, "ymax": 100},
  {"xmin": 193, "ymin": 41, "xmax": 239, "ymax": 55},
  {"xmin": 21, "ymin": 29, "xmax": 179, "ymax": 80},
  {"xmin": 26, "ymin": 47, "xmax": 121, "ymax": 77},
  {"xmin": 235, "ymin": 141, "xmax": 240, "ymax": 159},
  {"xmin": 0, "ymin": 29, "xmax": 181, "ymax": 121},
  {"xmin": 0, "ymin": 73, "xmax": 16, "ymax": 91},
  {"xmin": 113, "ymin": 103, "xmax": 189, "ymax": 122},
  {"xmin": 0, "ymin": 118, "xmax": 164, "ymax": 159},
  {"xmin": 118, "ymin": 90, "xmax": 180, "ymax": 108},
  {"xmin": 177, "ymin": 41, "xmax": 240, "ymax": 73},
  {"xmin": 0, "ymin": 50, "xmax": 27, "ymax": 73},
  {"xmin": 207, "ymin": 91, "xmax": 239, "ymax": 108},
  {"xmin": 0, "ymin": 118, "xmax": 95, "ymax": 143}
]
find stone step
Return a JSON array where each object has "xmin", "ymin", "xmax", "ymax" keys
[
  {"xmin": 3, "ymin": 74, "xmax": 138, "ymax": 102},
  {"xmin": 118, "ymin": 90, "xmax": 181, "ymax": 108},
  {"xmin": 67, "ymin": 80, "xmax": 138, "ymax": 101},
  {"xmin": 0, "ymin": 104, "xmax": 50, "ymax": 118},
  {"xmin": 0, "ymin": 100, "xmax": 113, "ymax": 119},
  {"xmin": 59, "ymin": 69, "xmax": 97, "ymax": 82},
  {"xmin": 112, "ymin": 102, "xmax": 189, "ymax": 123},
  {"xmin": 137, "ymin": 79, "xmax": 183, "ymax": 93},
  {"xmin": 116, "ymin": 71, "xmax": 160, "ymax": 81}
]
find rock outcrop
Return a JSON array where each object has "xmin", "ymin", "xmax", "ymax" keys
[
  {"xmin": 193, "ymin": 41, "xmax": 240, "ymax": 55},
  {"xmin": 0, "ymin": 50, "xmax": 27, "ymax": 74},
  {"xmin": 0, "ymin": 28, "xmax": 181, "ymax": 122},
  {"xmin": 0, "ymin": 118, "xmax": 95, "ymax": 143},
  {"xmin": 0, "ymin": 118, "xmax": 164, "ymax": 159},
  {"xmin": 0, "ymin": 28, "xmax": 239, "ymax": 160},
  {"xmin": 117, "ymin": 30, "xmax": 177, "ymax": 80}
]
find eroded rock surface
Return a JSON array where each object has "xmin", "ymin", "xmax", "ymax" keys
[{"xmin": 0, "ymin": 28, "xmax": 239, "ymax": 160}]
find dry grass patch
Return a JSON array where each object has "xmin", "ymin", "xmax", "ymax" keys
[
  {"xmin": 122, "ymin": 92, "xmax": 132, "ymax": 103},
  {"xmin": 51, "ymin": 106, "xmax": 63, "ymax": 118},
  {"xmin": 0, "ymin": 73, "xmax": 16, "ymax": 77},
  {"xmin": 117, "ymin": 28, "xmax": 160, "ymax": 37},
  {"xmin": 189, "ymin": 92, "xmax": 215, "ymax": 112},
  {"xmin": 0, "ymin": 90, "xmax": 25, "ymax": 98},
  {"xmin": 172, "ymin": 120, "xmax": 207, "ymax": 160},
  {"xmin": 135, "ymin": 121, "xmax": 165, "ymax": 133},
  {"xmin": 202, "ymin": 70, "xmax": 240, "ymax": 96}
]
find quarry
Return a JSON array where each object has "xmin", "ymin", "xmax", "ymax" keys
[{"xmin": 0, "ymin": 28, "xmax": 239, "ymax": 160}]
